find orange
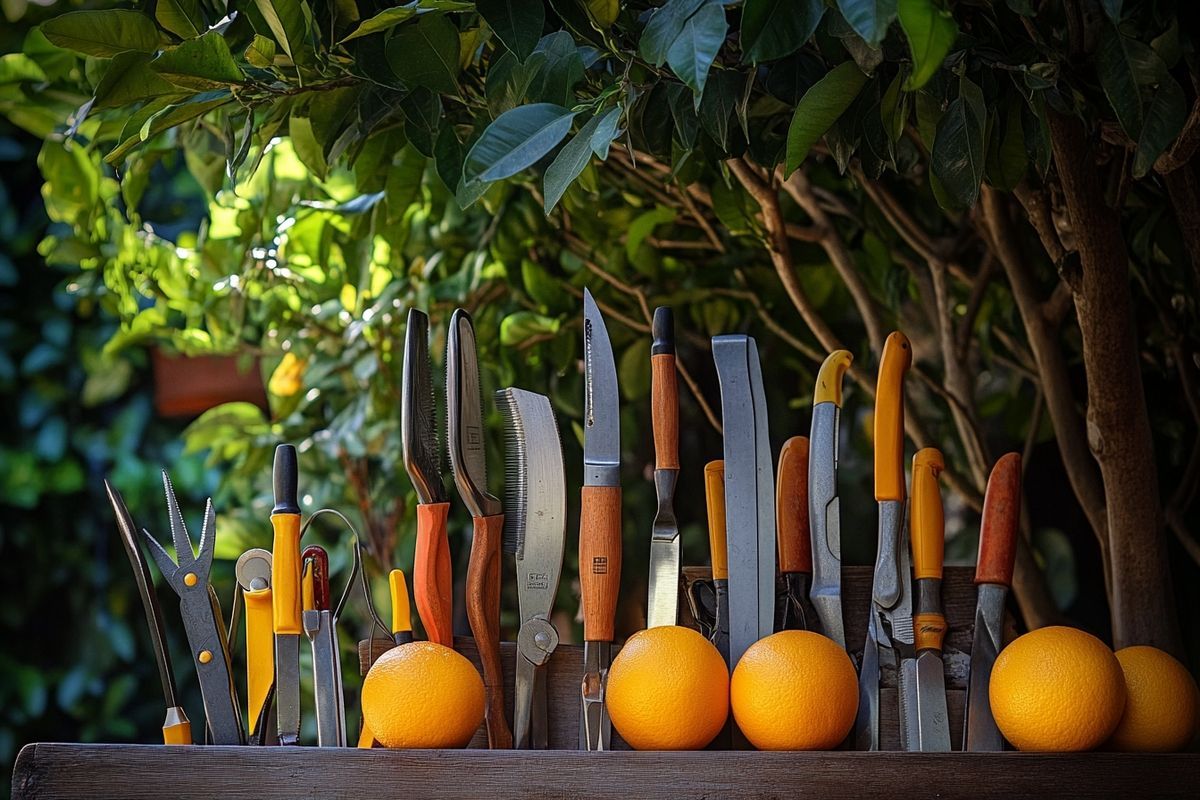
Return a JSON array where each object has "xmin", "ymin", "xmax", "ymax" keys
[
  {"xmin": 361, "ymin": 641, "xmax": 485, "ymax": 748},
  {"xmin": 1107, "ymin": 646, "xmax": 1198, "ymax": 752},
  {"xmin": 605, "ymin": 626, "xmax": 729, "ymax": 750},
  {"xmin": 989, "ymin": 626, "xmax": 1126, "ymax": 751},
  {"xmin": 729, "ymin": 630, "xmax": 857, "ymax": 750}
]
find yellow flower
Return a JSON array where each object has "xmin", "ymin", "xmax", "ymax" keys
[{"xmin": 269, "ymin": 353, "xmax": 306, "ymax": 397}]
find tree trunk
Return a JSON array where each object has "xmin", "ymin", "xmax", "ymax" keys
[{"xmin": 1046, "ymin": 111, "xmax": 1182, "ymax": 654}]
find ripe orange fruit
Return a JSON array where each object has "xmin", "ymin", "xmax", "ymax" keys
[
  {"xmin": 730, "ymin": 630, "xmax": 857, "ymax": 750},
  {"xmin": 989, "ymin": 626, "xmax": 1126, "ymax": 751},
  {"xmin": 1107, "ymin": 646, "xmax": 1198, "ymax": 752},
  {"xmin": 361, "ymin": 641, "xmax": 484, "ymax": 748},
  {"xmin": 605, "ymin": 626, "xmax": 729, "ymax": 750}
]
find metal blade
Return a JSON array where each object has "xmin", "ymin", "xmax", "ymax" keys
[
  {"xmin": 275, "ymin": 633, "xmax": 301, "ymax": 745},
  {"xmin": 915, "ymin": 652, "xmax": 951, "ymax": 751},
  {"xmin": 162, "ymin": 471, "xmax": 194, "ymax": 566},
  {"xmin": 306, "ymin": 610, "xmax": 346, "ymax": 747},
  {"xmin": 402, "ymin": 308, "xmax": 445, "ymax": 504},
  {"xmin": 580, "ymin": 640, "xmax": 611, "ymax": 750},
  {"xmin": 582, "ymin": 289, "xmax": 619, "ymax": 488},
  {"xmin": 808, "ymin": 401, "xmax": 844, "ymax": 647},
  {"xmin": 712, "ymin": 579, "xmax": 730, "ymax": 665},
  {"xmin": 898, "ymin": 656, "xmax": 920, "ymax": 751},
  {"xmin": 514, "ymin": 653, "xmax": 537, "ymax": 749},
  {"xmin": 855, "ymin": 612, "xmax": 882, "ymax": 751},
  {"xmin": 964, "ymin": 583, "xmax": 1007, "ymax": 751},
  {"xmin": 647, "ymin": 467, "xmax": 680, "ymax": 628},
  {"xmin": 447, "ymin": 309, "xmax": 499, "ymax": 518},
  {"xmin": 747, "ymin": 339, "xmax": 777, "ymax": 642}
]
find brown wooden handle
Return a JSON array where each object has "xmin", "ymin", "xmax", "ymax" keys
[
  {"xmin": 413, "ymin": 502, "xmax": 454, "ymax": 647},
  {"xmin": 775, "ymin": 436, "xmax": 812, "ymax": 574},
  {"xmin": 466, "ymin": 513, "xmax": 512, "ymax": 749},
  {"xmin": 651, "ymin": 354, "xmax": 679, "ymax": 470},
  {"xmin": 579, "ymin": 485, "xmax": 622, "ymax": 641},
  {"xmin": 976, "ymin": 452, "xmax": 1022, "ymax": 587}
]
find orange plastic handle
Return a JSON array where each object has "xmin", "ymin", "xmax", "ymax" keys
[
  {"xmin": 911, "ymin": 448, "xmax": 945, "ymax": 580},
  {"xmin": 162, "ymin": 717, "xmax": 192, "ymax": 745},
  {"xmin": 814, "ymin": 350, "xmax": 853, "ymax": 407},
  {"xmin": 388, "ymin": 569, "xmax": 412, "ymax": 636},
  {"xmin": 776, "ymin": 437, "xmax": 812, "ymax": 574},
  {"xmin": 977, "ymin": 453, "xmax": 1022, "ymax": 587},
  {"xmin": 874, "ymin": 331, "xmax": 912, "ymax": 502},
  {"xmin": 243, "ymin": 587, "xmax": 274, "ymax": 737},
  {"xmin": 579, "ymin": 485, "xmax": 622, "ymax": 642},
  {"xmin": 270, "ymin": 512, "xmax": 302, "ymax": 635},
  {"xmin": 413, "ymin": 502, "xmax": 454, "ymax": 647},
  {"xmin": 704, "ymin": 461, "xmax": 727, "ymax": 581}
]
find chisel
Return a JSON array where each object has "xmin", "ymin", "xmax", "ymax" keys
[
  {"xmin": 911, "ymin": 448, "xmax": 951, "ymax": 752},
  {"xmin": 647, "ymin": 307, "xmax": 680, "ymax": 629}
]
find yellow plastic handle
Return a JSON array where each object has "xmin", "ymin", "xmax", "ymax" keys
[
  {"xmin": 271, "ymin": 512, "xmax": 302, "ymax": 635},
  {"xmin": 162, "ymin": 717, "xmax": 192, "ymax": 745},
  {"xmin": 911, "ymin": 448, "xmax": 945, "ymax": 580},
  {"xmin": 814, "ymin": 350, "xmax": 853, "ymax": 407},
  {"xmin": 704, "ymin": 460, "xmax": 728, "ymax": 581},
  {"xmin": 389, "ymin": 568, "xmax": 412, "ymax": 636},
  {"xmin": 302, "ymin": 559, "xmax": 315, "ymax": 612},
  {"xmin": 243, "ymin": 587, "xmax": 275, "ymax": 737},
  {"xmin": 874, "ymin": 331, "xmax": 912, "ymax": 502}
]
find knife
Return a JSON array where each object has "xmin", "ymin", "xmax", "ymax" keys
[
  {"xmin": 911, "ymin": 448, "xmax": 951, "ymax": 752},
  {"xmin": 235, "ymin": 548, "xmax": 274, "ymax": 743},
  {"xmin": 498, "ymin": 387, "xmax": 566, "ymax": 750},
  {"xmin": 647, "ymin": 307, "xmax": 680, "ymax": 629},
  {"xmin": 402, "ymin": 308, "xmax": 454, "ymax": 648},
  {"xmin": 104, "ymin": 481, "xmax": 192, "ymax": 745},
  {"xmin": 447, "ymin": 308, "xmax": 513, "ymax": 749},
  {"xmin": 809, "ymin": 349, "xmax": 852, "ymax": 648},
  {"xmin": 712, "ymin": 334, "xmax": 776, "ymax": 669},
  {"xmin": 776, "ymin": 436, "xmax": 818, "ymax": 632},
  {"xmin": 964, "ymin": 452, "xmax": 1022, "ymax": 751},
  {"xmin": 302, "ymin": 545, "xmax": 346, "ymax": 747},
  {"xmin": 855, "ymin": 331, "xmax": 915, "ymax": 751},
  {"xmin": 271, "ymin": 444, "xmax": 303, "ymax": 746},
  {"xmin": 704, "ymin": 460, "xmax": 730, "ymax": 665},
  {"xmin": 580, "ymin": 288, "xmax": 622, "ymax": 751}
]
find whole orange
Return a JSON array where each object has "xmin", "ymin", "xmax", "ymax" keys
[
  {"xmin": 361, "ymin": 641, "xmax": 484, "ymax": 748},
  {"xmin": 989, "ymin": 626, "xmax": 1126, "ymax": 751},
  {"xmin": 730, "ymin": 630, "xmax": 857, "ymax": 750},
  {"xmin": 1107, "ymin": 646, "xmax": 1198, "ymax": 752},
  {"xmin": 605, "ymin": 626, "xmax": 729, "ymax": 750}
]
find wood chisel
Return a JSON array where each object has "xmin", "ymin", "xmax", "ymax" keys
[
  {"xmin": 303, "ymin": 545, "xmax": 346, "ymax": 747},
  {"xmin": 808, "ymin": 349, "xmax": 852, "ymax": 648},
  {"xmin": 647, "ymin": 307, "xmax": 681, "ymax": 629},
  {"xmin": 235, "ymin": 548, "xmax": 274, "ymax": 744},
  {"xmin": 911, "ymin": 448, "xmax": 951, "ymax": 751},
  {"xmin": 703, "ymin": 460, "xmax": 730, "ymax": 665},
  {"xmin": 776, "ymin": 436, "xmax": 818, "ymax": 632},
  {"xmin": 271, "ymin": 444, "xmax": 303, "ymax": 746}
]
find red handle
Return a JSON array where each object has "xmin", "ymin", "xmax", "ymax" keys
[
  {"xmin": 580, "ymin": 485, "xmax": 622, "ymax": 642},
  {"xmin": 775, "ymin": 436, "xmax": 812, "ymax": 574},
  {"xmin": 466, "ymin": 513, "xmax": 512, "ymax": 749},
  {"xmin": 976, "ymin": 453, "xmax": 1022, "ymax": 587},
  {"xmin": 414, "ymin": 501, "xmax": 454, "ymax": 647}
]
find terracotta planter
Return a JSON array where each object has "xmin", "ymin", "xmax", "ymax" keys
[{"xmin": 151, "ymin": 349, "xmax": 268, "ymax": 418}]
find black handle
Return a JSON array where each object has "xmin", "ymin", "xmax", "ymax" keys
[
  {"xmin": 272, "ymin": 444, "xmax": 300, "ymax": 515},
  {"xmin": 652, "ymin": 306, "xmax": 674, "ymax": 355}
]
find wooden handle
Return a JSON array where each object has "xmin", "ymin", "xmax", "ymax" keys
[
  {"xmin": 466, "ymin": 513, "xmax": 513, "ymax": 749},
  {"xmin": 775, "ymin": 437, "xmax": 812, "ymax": 574},
  {"xmin": 270, "ymin": 513, "xmax": 302, "ymax": 634},
  {"xmin": 976, "ymin": 452, "xmax": 1022, "ymax": 587},
  {"xmin": 874, "ymin": 331, "xmax": 912, "ymax": 502},
  {"xmin": 414, "ymin": 502, "xmax": 454, "ymax": 647},
  {"xmin": 704, "ymin": 460, "xmax": 727, "ymax": 580},
  {"xmin": 579, "ymin": 485, "xmax": 622, "ymax": 642},
  {"xmin": 388, "ymin": 569, "xmax": 412, "ymax": 636},
  {"xmin": 911, "ymin": 448, "xmax": 945, "ymax": 581},
  {"xmin": 651, "ymin": 354, "xmax": 679, "ymax": 470},
  {"xmin": 814, "ymin": 350, "xmax": 853, "ymax": 406}
]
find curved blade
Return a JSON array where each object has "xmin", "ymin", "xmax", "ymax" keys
[
  {"xmin": 964, "ymin": 584, "xmax": 1007, "ymax": 750},
  {"xmin": 808, "ymin": 401, "xmax": 844, "ymax": 647},
  {"xmin": 447, "ymin": 309, "xmax": 499, "ymax": 517},
  {"xmin": 583, "ymin": 289, "xmax": 619, "ymax": 487},
  {"xmin": 402, "ymin": 308, "xmax": 445, "ymax": 504}
]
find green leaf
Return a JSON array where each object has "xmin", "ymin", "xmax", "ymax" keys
[
  {"xmin": 837, "ymin": 0, "xmax": 898, "ymax": 46},
  {"xmin": 386, "ymin": 144, "xmax": 427, "ymax": 221},
  {"xmin": 741, "ymin": 0, "xmax": 823, "ymax": 64},
  {"xmin": 699, "ymin": 69, "xmax": 741, "ymax": 149},
  {"xmin": 156, "ymin": 0, "xmax": 205, "ymax": 39},
  {"xmin": 105, "ymin": 90, "xmax": 232, "ymax": 164},
  {"xmin": 544, "ymin": 111, "xmax": 608, "ymax": 212},
  {"xmin": 93, "ymin": 52, "xmax": 178, "ymax": 109},
  {"xmin": 665, "ymin": 0, "xmax": 728, "ymax": 101},
  {"xmin": 252, "ymin": 0, "xmax": 313, "ymax": 66},
  {"xmin": 463, "ymin": 103, "xmax": 577, "ymax": 187},
  {"xmin": 897, "ymin": 0, "xmax": 957, "ymax": 90},
  {"xmin": 41, "ymin": 10, "xmax": 161, "ymax": 58},
  {"xmin": 152, "ymin": 31, "xmax": 246, "ymax": 90},
  {"xmin": 879, "ymin": 68, "xmax": 908, "ymax": 143},
  {"xmin": 530, "ymin": 31, "xmax": 584, "ymax": 106},
  {"xmin": 618, "ymin": 338, "xmax": 652, "ymax": 400},
  {"xmin": 1096, "ymin": 21, "xmax": 1147, "ymax": 140},
  {"xmin": 245, "ymin": 35, "xmax": 277, "ymax": 68},
  {"xmin": 477, "ymin": 0, "xmax": 545, "ymax": 62},
  {"xmin": 521, "ymin": 258, "xmax": 568, "ymax": 309},
  {"xmin": 1133, "ymin": 76, "xmax": 1186, "ymax": 178},
  {"xmin": 500, "ymin": 311, "xmax": 560, "ymax": 345},
  {"xmin": 784, "ymin": 61, "xmax": 868, "ymax": 176},
  {"xmin": 289, "ymin": 113, "xmax": 327, "ymax": 179},
  {"xmin": 485, "ymin": 51, "xmax": 547, "ymax": 116},
  {"xmin": 984, "ymin": 102, "xmax": 1027, "ymax": 191},
  {"xmin": 590, "ymin": 105, "xmax": 622, "ymax": 159},
  {"xmin": 400, "ymin": 88, "xmax": 442, "ymax": 156},
  {"xmin": 626, "ymin": 206, "xmax": 677, "ymax": 260},
  {"xmin": 0, "ymin": 54, "xmax": 47, "ymax": 85},
  {"xmin": 931, "ymin": 78, "xmax": 985, "ymax": 208},
  {"xmin": 386, "ymin": 15, "xmax": 461, "ymax": 94},
  {"xmin": 340, "ymin": 6, "xmax": 418, "ymax": 42},
  {"xmin": 585, "ymin": 0, "xmax": 620, "ymax": 28},
  {"xmin": 640, "ymin": 0, "xmax": 706, "ymax": 64}
]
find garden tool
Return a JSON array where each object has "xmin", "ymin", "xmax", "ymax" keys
[
  {"xmin": 911, "ymin": 448, "xmax": 951, "ymax": 752},
  {"xmin": 580, "ymin": 288, "xmax": 622, "ymax": 751},
  {"xmin": 856, "ymin": 331, "xmax": 915, "ymax": 752},
  {"xmin": 964, "ymin": 452, "xmax": 1022, "ymax": 751},
  {"xmin": 447, "ymin": 308, "xmax": 512, "ymax": 749},
  {"xmin": 402, "ymin": 308, "xmax": 454, "ymax": 648},
  {"xmin": 270, "ymin": 443, "xmax": 303, "ymax": 746},
  {"xmin": 776, "ymin": 436, "xmax": 818, "ymax": 632},
  {"xmin": 140, "ymin": 471, "xmax": 245, "ymax": 745},
  {"xmin": 358, "ymin": 568, "xmax": 415, "ymax": 748},
  {"xmin": 712, "ymin": 334, "xmax": 776, "ymax": 669},
  {"xmin": 809, "ymin": 349, "xmax": 852, "ymax": 648},
  {"xmin": 104, "ymin": 480, "xmax": 192, "ymax": 746},
  {"xmin": 302, "ymin": 545, "xmax": 346, "ymax": 747},
  {"xmin": 702, "ymin": 460, "xmax": 730, "ymax": 664},
  {"xmin": 647, "ymin": 306, "xmax": 680, "ymax": 629},
  {"xmin": 498, "ymin": 387, "xmax": 566, "ymax": 750},
  {"xmin": 234, "ymin": 548, "xmax": 275, "ymax": 743}
]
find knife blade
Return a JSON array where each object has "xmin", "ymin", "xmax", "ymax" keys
[
  {"xmin": 911, "ymin": 448, "xmax": 951, "ymax": 752},
  {"xmin": 270, "ymin": 444, "xmax": 303, "ymax": 746},
  {"xmin": 402, "ymin": 308, "xmax": 454, "ymax": 648},
  {"xmin": 580, "ymin": 288, "xmax": 621, "ymax": 751},
  {"xmin": 704, "ymin": 460, "xmax": 730, "ymax": 665},
  {"xmin": 964, "ymin": 452, "xmax": 1021, "ymax": 751},
  {"xmin": 447, "ymin": 308, "xmax": 512, "ymax": 749},
  {"xmin": 776, "ymin": 436, "xmax": 817, "ymax": 632},
  {"xmin": 647, "ymin": 307, "xmax": 680, "ymax": 629},
  {"xmin": 712, "ymin": 334, "xmax": 776, "ymax": 669},
  {"xmin": 809, "ymin": 349, "xmax": 852, "ymax": 648}
]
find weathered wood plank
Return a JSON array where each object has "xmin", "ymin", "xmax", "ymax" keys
[{"xmin": 14, "ymin": 743, "xmax": 1200, "ymax": 800}]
